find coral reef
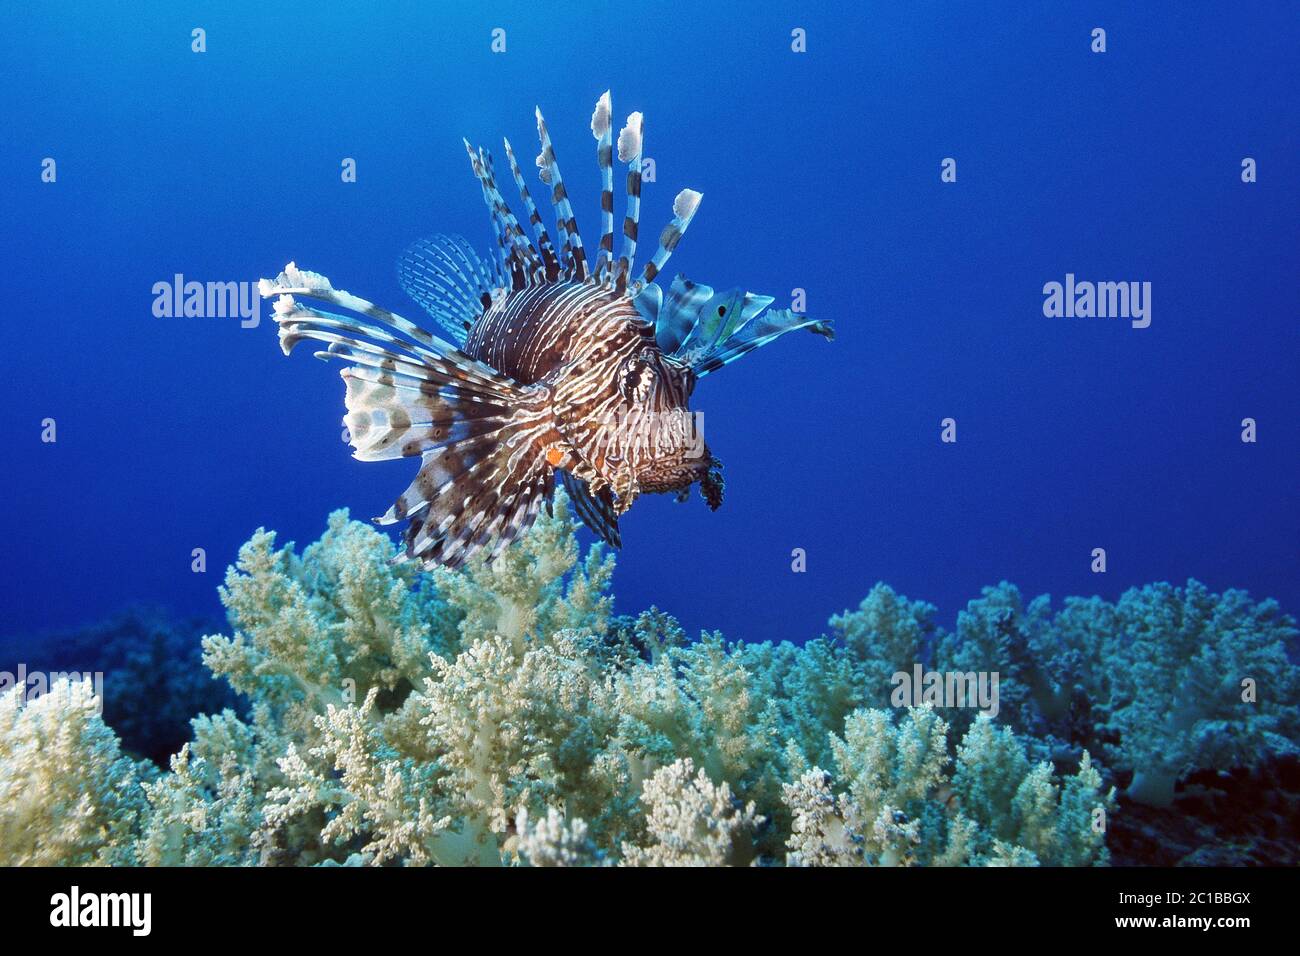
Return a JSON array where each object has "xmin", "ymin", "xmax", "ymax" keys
[
  {"xmin": 0, "ymin": 493, "xmax": 1295, "ymax": 866},
  {"xmin": 1106, "ymin": 581, "xmax": 1299, "ymax": 806},
  {"xmin": 782, "ymin": 710, "xmax": 1110, "ymax": 866},
  {"xmin": 0, "ymin": 680, "xmax": 149, "ymax": 866},
  {"xmin": 0, "ymin": 606, "xmax": 234, "ymax": 764}
]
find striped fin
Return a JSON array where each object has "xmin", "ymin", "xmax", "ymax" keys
[
  {"xmin": 560, "ymin": 471, "xmax": 622, "ymax": 549},
  {"xmin": 676, "ymin": 288, "xmax": 770, "ymax": 358},
  {"xmin": 342, "ymin": 367, "xmax": 510, "ymax": 463},
  {"xmin": 534, "ymin": 107, "xmax": 587, "ymax": 280},
  {"xmin": 655, "ymin": 274, "xmax": 714, "ymax": 354},
  {"xmin": 483, "ymin": 147, "xmax": 547, "ymax": 284},
  {"xmin": 639, "ymin": 188, "xmax": 703, "ymax": 288},
  {"xmin": 260, "ymin": 264, "xmax": 565, "ymax": 570},
  {"xmin": 396, "ymin": 234, "xmax": 494, "ymax": 347},
  {"xmin": 464, "ymin": 143, "xmax": 509, "ymax": 285},
  {"xmin": 645, "ymin": 268, "xmax": 834, "ymax": 375},
  {"xmin": 590, "ymin": 91, "xmax": 615, "ymax": 282},
  {"xmin": 482, "ymin": 470, "xmax": 552, "ymax": 564},
  {"xmin": 632, "ymin": 281, "xmax": 662, "ymax": 326},
  {"xmin": 692, "ymin": 308, "xmax": 835, "ymax": 377},
  {"xmin": 395, "ymin": 408, "xmax": 561, "ymax": 569},
  {"xmin": 614, "ymin": 111, "xmax": 644, "ymax": 294},
  {"xmin": 503, "ymin": 138, "xmax": 561, "ymax": 281}
]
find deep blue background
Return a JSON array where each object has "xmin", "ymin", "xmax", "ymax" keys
[{"xmin": 2, "ymin": 2, "xmax": 1296, "ymax": 645}]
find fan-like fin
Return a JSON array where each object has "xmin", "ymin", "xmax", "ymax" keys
[
  {"xmin": 260, "ymin": 263, "xmax": 570, "ymax": 570},
  {"xmin": 642, "ymin": 265, "xmax": 834, "ymax": 376},
  {"xmin": 692, "ymin": 308, "xmax": 835, "ymax": 377},
  {"xmin": 261, "ymin": 266, "xmax": 513, "ymax": 399},
  {"xmin": 632, "ymin": 281, "xmax": 662, "ymax": 326},
  {"xmin": 342, "ymin": 370, "xmax": 512, "ymax": 463},
  {"xmin": 396, "ymin": 234, "xmax": 495, "ymax": 346},
  {"xmin": 398, "ymin": 403, "xmax": 561, "ymax": 569},
  {"xmin": 655, "ymin": 274, "xmax": 714, "ymax": 354},
  {"xmin": 676, "ymin": 288, "xmax": 770, "ymax": 358}
]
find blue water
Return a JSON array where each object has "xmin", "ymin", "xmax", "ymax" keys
[{"xmin": 2, "ymin": 2, "xmax": 1296, "ymax": 645}]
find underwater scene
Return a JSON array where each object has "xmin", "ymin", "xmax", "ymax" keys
[{"xmin": 2, "ymin": 0, "xmax": 1297, "ymax": 892}]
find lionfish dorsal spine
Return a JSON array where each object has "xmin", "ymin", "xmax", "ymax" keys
[
  {"xmin": 534, "ymin": 107, "xmax": 587, "ymax": 281},
  {"xmin": 640, "ymin": 188, "xmax": 703, "ymax": 287},
  {"xmin": 463, "ymin": 140, "xmax": 542, "ymax": 289},
  {"xmin": 613, "ymin": 111, "xmax": 644, "ymax": 295},
  {"xmin": 482, "ymin": 147, "xmax": 547, "ymax": 285},
  {"xmin": 461, "ymin": 140, "xmax": 508, "ymax": 283},
  {"xmin": 503, "ymin": 137, "xmax": 561, "ymax": 281},
  {"xmin": 590, "ymin": 90, "xmax": 615, "ymax": 283}
]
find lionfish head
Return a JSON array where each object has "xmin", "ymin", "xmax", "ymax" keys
[{"xmin": 616, "ymin": 347, "xmax": 694, "ymax": 410}]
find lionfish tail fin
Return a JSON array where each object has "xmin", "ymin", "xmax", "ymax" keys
[{"xmin": 259, "ymin": 263, "xmax": 563, "ymax": 569}]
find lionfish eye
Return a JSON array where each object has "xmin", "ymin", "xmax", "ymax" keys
[{"xmin": 618, "ymin": 358, "xmax": 653, "ymax": 403}]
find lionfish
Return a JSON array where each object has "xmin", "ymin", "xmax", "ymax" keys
[{"xmin": 259, "ymin": 92, "xmax": 833, "ymax": 569}]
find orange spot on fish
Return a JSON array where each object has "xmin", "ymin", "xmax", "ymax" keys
[{"xmin": 545, "ymin": 446, "xmax": 565, "ymax": 467}]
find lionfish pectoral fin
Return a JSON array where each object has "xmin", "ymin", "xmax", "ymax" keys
[
  {"xmin": 656, "ymin": 273, "xmax": 714, "ymax": 353},
  {"xmin": 394, "ymin": 405, "xmax": 562, "ymax": 569},
  {"xmin": 260, "ymin": 264, "xmax": 558, "ymax": 570},
  {"xmin": 559, "ymin": 471, "xmax": 622, "ymax": 549},
  {"xmin": 689, "ymin": 307, "xmax": 835, "ymax": 377},
  {"xmin": 650, "ymin": 267, "xmax": 834, "ymax": 375},
  {"xmin": 677, "ymin": 287, "xmax": 767, "ymax": 356},
  {"xmin": 632, "ymin": 281, "xmax": 662, "ymax": 325}
]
